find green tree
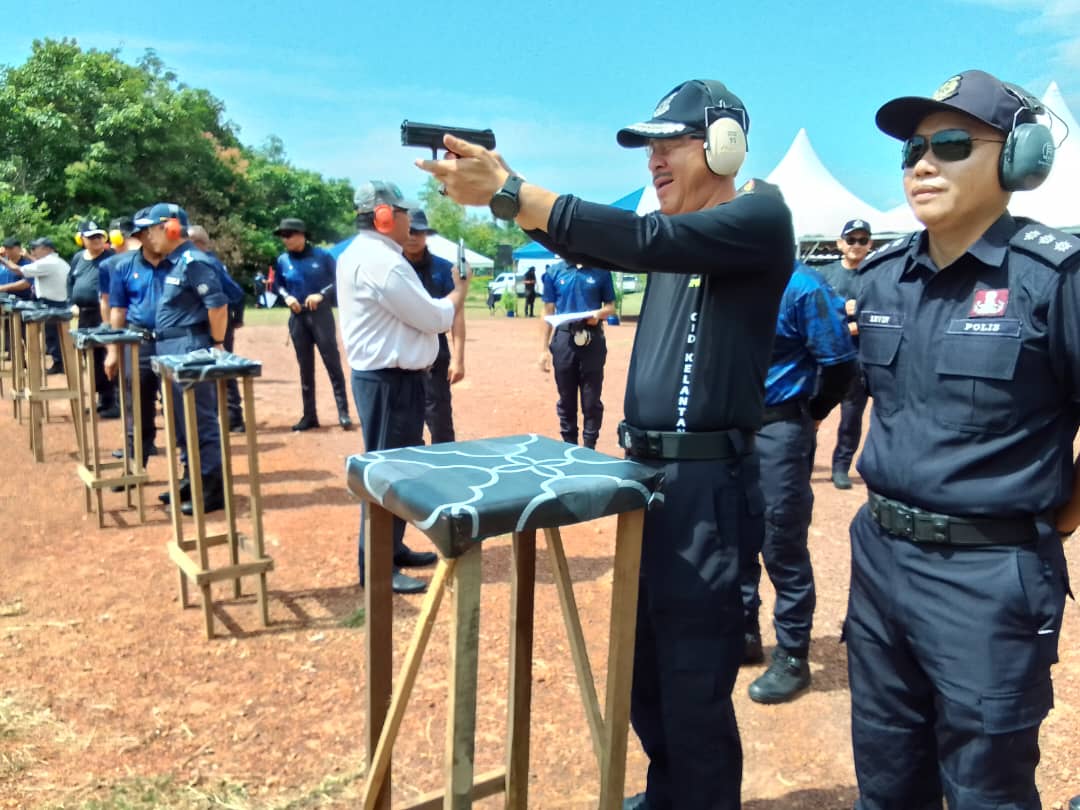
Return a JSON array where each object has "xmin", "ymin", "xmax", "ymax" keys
[{"xmin": 417, "ymin": 177, "xmax": 529, "ymax": 264}]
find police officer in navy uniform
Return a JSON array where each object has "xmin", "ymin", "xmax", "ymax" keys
[
  {"xmin": 847, "ymin": 70, "xmax": 1076, "ymax": 810},
  {"xmin": 105, "ymin": 208, "xmax": 164, "ymax": 466},
  {"xmin": 537, "ymin": 260, "xmax": 615, "ymax": 448},
  {"xmin": 141, "ymin": 203, "xmax": 230, "ymax": 515},
  {"xmin": 736, "ymin": 179, "xmax": 857, "ymax": 705},
  {"xmin": 270, "ymin": 217, "xmax": 352, "ymax": 432},
  {"xmin": 68, "ymin": 220, "xmax": 118, "ymax": 417},
  {"xmin": 402, "ymin": 209, "xmax": 465, "ymax": 443},
  {"xmin": 817, "ymin": 218, "xmax": 873, "ymax": 489},
  {"xmin": 421, "ymin": 78, "xmax": 793, "ymax": 810}
]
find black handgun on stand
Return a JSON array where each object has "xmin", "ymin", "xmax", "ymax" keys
[{"xmin": 401, "ymin": 120, "xmax": 496, "ymax": 159}]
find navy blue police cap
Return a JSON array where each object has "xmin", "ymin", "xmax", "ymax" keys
[
  {"xmin": 876, "ymin": 69, "xmax": 1041, "ymax": 140},
  {"xmin": 841, "ymin": 219, "xmax": 872, "ymax": 237},
  {"xmin": 617, "ymin": 79, "xmax": 749, "ymax": 147}
]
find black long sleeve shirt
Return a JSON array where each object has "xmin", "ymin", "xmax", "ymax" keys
[{"xmin": 528, "ymin": 193, "xmax": 794, "ymax": 432}]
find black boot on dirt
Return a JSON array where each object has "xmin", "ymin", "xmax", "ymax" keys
[{"xmin": 748, "ymin": 647, "xmax": 811, "ymax": 704}]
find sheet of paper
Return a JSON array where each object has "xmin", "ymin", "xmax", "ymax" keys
[{"xmin": 544, "ymin": 311, "xmax": 595, "ymax": 329}]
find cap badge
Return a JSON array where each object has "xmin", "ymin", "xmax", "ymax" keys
[
  {"xmin": 933, "ymin": 76, "xmax": 961, "ymax": 102},
  {"xmin": 653, "ymin": 91, "xmax": 676, "ymax": 118}
]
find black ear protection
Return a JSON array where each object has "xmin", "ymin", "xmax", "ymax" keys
[
  {"xmin": 999, "ymin": 84, "xmax": 1054, "ymax": 192},
  {"xmin": 701, "ymin": 81, "xmax": 749, "ymax": 177}
]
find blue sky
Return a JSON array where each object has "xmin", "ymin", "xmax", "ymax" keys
[{"xmin": 8, "ymin": 0, "xmax": 1080, "ymax": 214}]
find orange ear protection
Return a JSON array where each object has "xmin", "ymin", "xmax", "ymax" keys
[
  {"xmin": 163, "ymin": 203, "xmax": 187, "ymax": 240},
  {"xmin": 373, "ymin": 204, "xmax": 394, "ymax": 234}
]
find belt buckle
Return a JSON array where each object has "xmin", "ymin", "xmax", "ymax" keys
[
  {"xmin": 644, "ymin": 430, "xmax": 663, "ymax": 458},
  {"xmin": 891, "ymin": 504, "xmax": 914, "ymax": 538}
]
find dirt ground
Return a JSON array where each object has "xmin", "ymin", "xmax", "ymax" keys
[{"xmin": 1, "ymin": 312, "xmax": 1077, "ymax": 809}]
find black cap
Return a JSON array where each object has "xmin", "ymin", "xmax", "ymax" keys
[
  {"xmin": 876, "ymin": 69, "xmax": 1041, "ymax": 140},
  {"xmin": 737, "ymin": 177, "xmax": 784, "ymax": 201},
  {"xmin": 77, "ymin": 219, "xmax": 107, "ymax": 238},
  {"xmin": 841, "ymin": 219, "xmax": 872, "ymax": 237},
  {"xmin": 617, "ymin": 79, "xmax": 749, "ymax": 147},
  {"xmin": 109, "ymin": 216, "xmax": 135, "ymax": 237},
  {"xmin": 408, "ymin": 209, "xmax": 437, "ymax": 234},
  {"xmin": 28, "ymin": 237, "xmax": 56, "ymax": 250},
  {"xmin": 1, "ymin": 237, "xmax": 20, "ymax": 248},
  {"xmin": 273, "ymin": 217, "xmax": 308, "ymax": 236}
]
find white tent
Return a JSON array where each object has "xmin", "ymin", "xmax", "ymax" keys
[
  {"xmin": 876, "ymin": 202, "xmax": 922, "ymax": 235},
  {"xmin": 765, "ymin": 129, "xmax": 883, "ymax": 240},
  {"xmin": 1007, "ymin": 81, "xmax": 1080, "ymax": 229},
  {"xmin": 427, "ymin": 234, "xmax": 493, "ymax": 270}
]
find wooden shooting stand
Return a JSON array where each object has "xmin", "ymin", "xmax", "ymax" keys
[
  {"xmin": 71, "ymin": 327, "xmax": 149, "ymax": 526},
  {"xmin": 18, "ymin": 305, "xmax": 81, "ymax": 462},
  {"xmin": 345, "ymin": 434, "xmax": 664, "ymax": 810},
  {"xmin": 153, "ymin": 350, "xmax": 273, "ymax": 640}
]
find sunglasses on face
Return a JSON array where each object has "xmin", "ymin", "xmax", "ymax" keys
[
  {"xmin": 845, "ymin": 236, "xmax": 870, "ymax": 246},
  {"xmin": 279, "ymin": 231, "xmax": 298, "ymax": 238},
  {"xmin": 901, "ymin": 129, "xmax": 1005, "ymax": 169}
]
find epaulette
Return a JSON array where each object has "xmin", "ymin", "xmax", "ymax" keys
[
  {"xmin": 859, "ymin": 231, "xmax": 919, "ymax": 272},
  {"xmin": 1010, "ymin": 219, "xmax": 1080, "ymax": 268}
]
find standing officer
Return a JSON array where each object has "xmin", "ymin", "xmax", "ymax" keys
[
  {"xmin": 537, "ymin": 260, "xmax": 615, "ymax": 449},
  {"xmin": 189, "ymin": 225, "xmax": 247, "ymax": 433},
  {"xmin": 0, "ymin": 238, "xmax": 35, "ymax": 300},
  {"xmin": 68, "ymin": 219, "xmax": 118, "ymax": 417},
  {"xmin": 402, "ymin": 208, "xmax": 465, "ymax": 443},
  {"xmin": 847, "ymin": 70, "xmax": 1075, "ymax": 809},
  {"xmin": 337, "ymin": 181, "xmax": 469, "ymax": 595},
  {"xmin": 2, "ymin": 238, "xmax": 69, "ymax": 374},
  {"xmin": 736, "ymin": 182, "xmax": 856, "ymax": 704},
  {"xmin": 522, "ymin": 265, "xmax": 537, "ymax": 316},
  {"xmin": 98, "ymin": 215, "xmax": 139, "ymax": 324},
  {"xmin": 105, "ymin": 208, "xmax": 163, "ymax": 466},
  {"xmin": 141, "ymin": 203, "xmax": 230, "ymax": 516},
  {"xmin": 421, "ymin": 78, "xmax": 794, "ymax": 810},
  {"xmin": 818, "ymin": 218, "xmax": 873, "ymax": 489},
  {"xmin": 270, "ymin": 217, "xmax": 352, "ymax": 431}
]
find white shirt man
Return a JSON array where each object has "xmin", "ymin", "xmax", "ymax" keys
[{"xmin": 12, "ymin": 238, "xmax": 70, "ymax": 303}]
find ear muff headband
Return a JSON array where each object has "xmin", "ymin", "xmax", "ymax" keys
[{"xmin": 373, "ymin": 204, "xmax": 394, "ymax": 234}]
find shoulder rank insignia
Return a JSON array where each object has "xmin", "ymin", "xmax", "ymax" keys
[
  {"xmin": 860, "ymin": 230, "xmax": 919, "ymax": 271},
  {"xmin": 1011, "ymin": 220, "xmax": 1080, "ymax": 268}
]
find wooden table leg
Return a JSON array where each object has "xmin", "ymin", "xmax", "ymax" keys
[
  {"xmin": 216, "ymin": 379, "xmax": 241, "ymax": 599},
  {"xmin": 445, "ymin": 543, "xmax": 482, "ymax": 810},
  {"xmin": 365, "ymin": 501, "xmax": 395, "ymax": 810},
  {"xmin": 161, "ymin": 381, "xmax": 189, "ymax": 609},
  {"xmin": 506, "ymin": 530, "xmax": 536, "ymax": 809},
  {"xmin": 598, "ymin": 508, "xmax": 644, "ymax": 810},
  {"xmin": 129, "ymin": 343, "xmax": 145, "ymax": 523},
  {"xmin": 242, "ymin": 377, "xmax": 270, "ymax": 626}
]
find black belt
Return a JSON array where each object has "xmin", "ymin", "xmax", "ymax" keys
[
  {"xmin": 152, "ymin": 323, "xmax": 209, "ymax": 341},
  {"xmin": 761, "ymin": 398, "xmax": 806, "ymax": 425},
  {"xmin": 555, "ymin": 322, "xmax": 602, "ymax": 333},
  {"xmin": 867, "ymin": 491, "xmax": 1037, "ymax": 546},
  {"xmin": 127, "ymin": 322, "xmax": 155, "ymax": 342},
  {"xmin": 618, "ymin": 420, "xmax": 754, "ymax": 461}
]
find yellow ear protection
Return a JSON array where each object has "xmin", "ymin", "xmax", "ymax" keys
[
  {"xmin": 999, "ymin": 84, "xmax": 1055, "ymax": 192},
  {"xmin": 109, "ymin": 230, "xmax": 124, "ymax": 248},
  {"xmin": 373, "ymin": 204, "xmax": 395, "ymax": 234},
  {"xmin": 74, "ymin": 233, "xmax": 84, "ymax": 247}
]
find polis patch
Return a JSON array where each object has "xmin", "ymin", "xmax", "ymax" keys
[
  {"xmin": 970, "ymin": 289, "xmax": 1008, "ymax": 317},
  {"xmin": 946, "ymin": 318, "xmax": 1021, "ymax": 337}
]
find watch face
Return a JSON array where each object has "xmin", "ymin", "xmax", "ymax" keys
[{"xmin": 490, "ymin": 191, "xmax": 519, "ymax": 221}]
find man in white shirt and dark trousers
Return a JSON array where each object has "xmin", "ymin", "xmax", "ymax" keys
[
  {"xmin": 336, "ymin": 181, "xmax": 470, "ymax": 594},
  {"xmin": 1, "ymin": 237, "xmax": 70, "ymax": 373}
]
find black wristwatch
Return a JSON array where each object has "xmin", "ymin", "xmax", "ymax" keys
[{"xmin": 489, "ymin": 174, "xmax": 524, "ymax": 220}]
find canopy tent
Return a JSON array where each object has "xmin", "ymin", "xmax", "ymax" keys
[
  {"xmin": 765, "ymin": 129, "xmax": 882, "ymax": 240},
  {"xmin": 875, "ymin": 202, "xmax": 922, "ymax": 235},
  {"xmin": 512, "ymin": 240, "xmax": 554, "ymax": 261},
  {"xmin": 327, "ymin": 233, "xmax": 493, "ymax": 269},
  {"xmin": 1008, "ymin": 81, "xmax": 1080, "ymax": 229}
]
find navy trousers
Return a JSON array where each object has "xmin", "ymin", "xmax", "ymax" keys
[
  {"xmin": 40, "ymin": 297, "xmax": 66, "ymax": 369},
  {"xmin": 423, "ymin": 336, "xmax": 455, "ymax": 444},
  {"xmin": 832, "ymin": 368, "xmax": 868, "ymax": 474},
  {"xmin": 156, "ymin": 335, "xmax": 220, "ymax": 476},
  {"xmin": 740, "ymin": 411, "xmax": 816, "ymax": 656},
  {"xmin": 550, "ymin": 328, "xmax": 605, "ymax": 448},
  {"xmin": 631, "ymin": 450, "xmax": 764, "ymax": 810},
  {"xmin": 78, "ymin": 307, "xmax": 115, "ymax": 408},
  {"xmin": 289, "ymin": 305, "xmax": 349, "ymax": 421},
  {"xmin": 352, "ymin": 368, "xmax": 426, "ymax": 578},
  {"xmin": 123, "ymin": 339, "xmax": 159, "ymax": 462},
  {"xmin": 846, "ymin": 505, "xmax": 1068, "ymax": 810},
  {"xmin": 223, "ymin": 317, "xmax": 242, "ymax": 427}
]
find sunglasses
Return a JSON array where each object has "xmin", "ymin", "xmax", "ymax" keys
[
  {"xmin": 901, "ymin": 129, "xmax": 1005, "ymax": 169},
  {"xmin": 278, "ymin": 231, "xmax": 298, "ymax": 238},
  {"xmin": 844, "ymin": 236, "xmax": 870, "ymax": 246}
]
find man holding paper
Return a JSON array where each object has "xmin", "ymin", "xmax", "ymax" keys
[{"xmin": 538, "ymin": 260, "xmax": 615, "ymax": 449}]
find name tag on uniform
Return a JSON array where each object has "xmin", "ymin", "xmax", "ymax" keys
[
  {"xmin": 946, "ymin": 318, "xmax": 1021, "ymax": 337},
  {"xmin": 165, "ymin": 276, "xmax": 181, "ymax": 286},
  {"xmin": 859, "ymin": 311, "xmax": 902, "ymax": 328}
]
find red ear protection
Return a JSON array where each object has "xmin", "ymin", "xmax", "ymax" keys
[
  {"xmin": 165, "ymin": 218, "xmax": 183, "ymax": 240},
  {"xmin": 373, "ymin": 204, "xmax": 394, "ymax": 234}
]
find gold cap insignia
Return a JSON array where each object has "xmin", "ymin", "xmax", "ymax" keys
[{"xmin": 932, "ymin": 75, "xmax": 961, "ymax": 102}]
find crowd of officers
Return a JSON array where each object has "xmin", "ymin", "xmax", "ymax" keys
[{"xmin": 3, "ymin": 65, "xmax": 1078, "ymax": 810}]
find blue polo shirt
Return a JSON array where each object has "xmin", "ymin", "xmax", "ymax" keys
[
  {"xmin": 155, "ymin": 242, "xmax": 228, "ymax": 330},
  {"xmin": 204, "ymin": 250, "xmax": 246, "ymax": 306},
  {"xmin": 109, "ymin": 249, "xmax": 167, "ymax": 328},
  {"xmin": 540, "ymin": 262, "xmax": 615, "ymax": 314},
  {"xmin": 271, "ymin": 245, "xmax": 336, "ymax": 302},
  {"xmin": 765, "ymin": 263, "xmax": 856, "ymax": 405},
  {"xmin": 1, "ymin": 256, "xmax": 34, "ymax": 300}
]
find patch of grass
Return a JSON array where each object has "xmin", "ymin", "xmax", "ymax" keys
[
  {"xmin": 0, "ymin": 599, "xmax": 26, "ymax": 617},
  {"xmin": 0, "ymin": 694, "xmax": 72, "ymax": 781},
  {"xmin": 339, "ymin": 607, "xmax": 366, "ymax": 628}
]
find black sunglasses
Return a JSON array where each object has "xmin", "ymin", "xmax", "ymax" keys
[
  {"xmin": 845, "ymin": 236, "xmax": 870, "ymax": 246},
  {"xmin": 278, "ymin": 230, "xmax": 298, "ymax": 238},
  {"xmin": 901, "ymin": 129, "xmax": 1005, "ymax": 169}
]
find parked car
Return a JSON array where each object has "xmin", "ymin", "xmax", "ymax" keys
[
  {"xmin": 488, "ymin": 271, "xmax": 527, "ymax": 296},
  {"xmin": 621, "ymin": 274, "xmax": 641, "ymax": 293}
]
